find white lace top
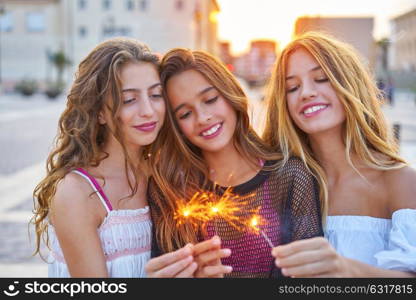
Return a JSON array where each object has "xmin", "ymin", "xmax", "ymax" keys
[
  {"xmin": 47, "ymin": 168, "xmax": 152, "ymax": 277},
  {"xmin": 324, "ymin": 209, "xmax": 416, "ymax": 272}
]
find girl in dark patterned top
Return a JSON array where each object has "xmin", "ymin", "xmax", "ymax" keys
[{"xmin": 144, "ymin": 48, "xmax": 323, "ymax": 278}]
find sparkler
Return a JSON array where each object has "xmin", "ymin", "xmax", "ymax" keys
[
  {"xmin": 173, "ymin": 191, "xmax": 211, "ymax": 229},
  {"xmin": 174, "ymin": 186, "xmax": 275, "ymax": 249},
  {"xmin": 206, "ymin": 187, "xmax": 257, "ymax": 231},
  {"xmin": 174, "ymin": 186, "xmax": 258, "ymax": 231},
  {"xmin": 248, "ymin": 215, "xmax": 274, "ymax": 248}
]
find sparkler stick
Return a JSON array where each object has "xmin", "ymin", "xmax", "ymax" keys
[
  {"xmin": 249, "ymin": 215, "xmax": 274, "ymax": 248},
  {"xmin": 260, "ymin": 231, "xmax": 274, "ymax": 248}
]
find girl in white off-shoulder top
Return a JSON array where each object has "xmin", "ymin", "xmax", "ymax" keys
[
  {"xmin": 325, "ymin": 209, "xmax": 416, "ymax": 273},
  {"xmin": 264, "ymin": 32, "xmax": 416, "ymax": 277}
]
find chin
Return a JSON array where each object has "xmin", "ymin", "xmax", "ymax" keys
[
  {"xmin": 135, "ymin": 136, "xmax": 158, "ymax": 147},
  {"xmin": 199, "ymin": 142, "xmax": 230, "ymax": 153},
  {"xmin": 302, "ymin": 123, "xmax": 341, "ymax": 135}
]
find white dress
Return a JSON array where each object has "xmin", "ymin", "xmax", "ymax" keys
[
  {"xmin": 47, "ymin": 169, "xmax": 152, "ymax": 277},
  {"xmin": 324, "ymin": 209, "xmax": 416, "ymax": 272}
]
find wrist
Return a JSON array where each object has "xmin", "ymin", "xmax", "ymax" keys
[{"xmin": 342, "ymin": 257, "xmax": 360, "ymax": 277}]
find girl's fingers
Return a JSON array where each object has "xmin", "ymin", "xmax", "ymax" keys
[
  {"xmin": 281, "ymin": 260, "xmax": 333, "ymax": 278},
  {"xmin": 196, "ymin": 265, "xmax": 233, "ymax": 278},
  {"xmin": 152, "ymin": 255, "xmax": 195, "ymax": 278},
  {"xmin": 309, "ymin": 273, "xmax": 333, "ymax": 278},
  {"xmin": 195, "ymin": 248, "xmax": 231, "ymax": 266},
  {"xmin": 274, "ymin": 248, "xmax": 330, "ymax": 269},
  {"xmin": 272, "ymin": 237, "xmax": 328, "ymax": 258},
  {"xmin": 174, "ymin": 262, "xmax": 198, "ymax": 278},
  {"xmin": 145, "ymin": 244, "xmax": 193, "ymax": 273},
  {"xmin": 193, "ymin": 236, "xmax": 221, "ymax": 256}
]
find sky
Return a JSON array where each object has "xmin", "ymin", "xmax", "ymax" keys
[{"xmin": 216, "ymin": 0, "xmax": 416, "ymax": 54}]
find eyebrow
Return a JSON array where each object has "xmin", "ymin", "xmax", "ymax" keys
[
  {"xmin": 285, "ymin": 66, "xmax": 322, "ymax": 80},
  {"xmin": 173, "ymin": 86, "xmax": 215, "ymax": 113},
  {"xmin": 122, "ymin": 82, "xmax": 162, "ymax": 93}
]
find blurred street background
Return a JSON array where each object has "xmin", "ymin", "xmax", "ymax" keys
[{"xmin": 0, "ymin": 0, "xmax": 415, "ymax": 277}]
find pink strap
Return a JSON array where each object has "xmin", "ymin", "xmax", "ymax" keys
[{"xmin": 75, "ymin": 168, "xmax": 113, "ymax": 211}]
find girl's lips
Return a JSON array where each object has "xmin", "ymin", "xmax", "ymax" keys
[
  {"xmin": 200, "ymin": 122, "xmax": 223, "ymax": 140},
  {"xmin": 134, "ymin": 122, "xmax": 157, "ymax": 132}
]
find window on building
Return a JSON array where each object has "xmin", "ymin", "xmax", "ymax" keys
[
  {"xmin": 0, "ymin": 12, "xmax": 13, "ymax": 32},
  {"xmin": 139, "ymin": 0, "xmax": 147, "ymax": 11},
  {"xmin": 175, "ymin": 0, "xmax": 184, "ymax": 11},
  {"xmin": 78, "ymin": 0, "xmax": 87, "ymax": 10},
  {"xmin": 102, "ymin": 25, "xmax": 114, "ymax": 37},
  {"xmin": 126, "ymin": 0, "xmax": 134, "ymax": 10},
  {"xmin": 26, "ymin": 12, "xmax": 45, "ymax": 32},
  {"xmin": 119, "ymin": 27, "xmax": 132, "ymax": 36},
  {"xmin": 79, "ymin": 26, "xmax": 87, "ymax": 38},
  {"xmin": 102, "ymin": 0, "xmax": 111, "ymax": 10}
]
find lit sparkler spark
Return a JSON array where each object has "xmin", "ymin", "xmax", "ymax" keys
[
  {"xmin": 173, "ymin": 191, "xmax": 211, "ymax": 229},
  {"xmin": 249, "ymin": 215, "xmax": 274, "ymax": 248},
  {"xmin": 174, "ymin": 187, "xmax": 258, "ymax": 232},
  {"xmin": 206, "ymin": 187, "xmax": 258, "ymax": 231}
]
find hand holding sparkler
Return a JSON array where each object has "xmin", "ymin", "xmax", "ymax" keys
[
  {"xmin": 193, "ymin": 236, "xmax": 233, "ymax": 278},
  {"xmin": 145, "ymin": 244, "xmax": 197, "ymax": 278},
  {"xmin": 144, "ymin": 236, "xmax": 232, "ymax": 278}
]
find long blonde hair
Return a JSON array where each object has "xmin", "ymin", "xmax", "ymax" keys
[
  {"xmin": 263, "ymin": 31, "xmax": 406, "ymax": 218},
  {"xmin": 149, "ymin": 48, "xmax": 281, "ymax": 253},
  {"xmin": 32, "ymin": 38, "xmax": 159, "ymax": 256}
]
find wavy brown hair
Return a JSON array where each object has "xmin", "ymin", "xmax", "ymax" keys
[
  {"xmin": 263, "ymin": 31, "xmax": 407, "ymax": 219},
  {"xmin": 31, "ymin": 37, "xmax": 159, "ymax": 257},
  {"xmin": 148, "ymin": 48, "xmax": 282, "ymax": 253}
]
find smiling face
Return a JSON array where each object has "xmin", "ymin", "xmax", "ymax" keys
[
  {"xmin": 285, "ymin": 48, "xmax": 346, "ymax": 136},
  {"xmin": 166, "ymin": 69, "xmax": 237, "ymax": 154},
  {"xmin": 100, "ymin": 62, "xmax": 165, "ymax": 149}
]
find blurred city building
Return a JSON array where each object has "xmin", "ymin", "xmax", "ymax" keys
[
  {"xmin": 294, "ymin": 16, "xmax": 374, "ymax": 66},
  {"xmin": 390, "ymin": 7, "xmax": 416, "ymax": 72},
  {"xmin": 373, "ymin": 37, "xmax": 394, "ymax": 102},
  {"xmin": 389, "ymin": 7, "xmax": 416, "ymax": 92},
  {"xmin": 0, "ymin": 0, "xmax": 219, "ymax": 90},
  {"xmin": 232, "ymin": 40, "xmax": 277, "ymax": 87},
  {"xmin": 194, "ymin": 0, "xmax": 219, "ymax": 55},
  {"xmin": 218, "ymin": 40, "xmax": 233, "ymax": 69}
]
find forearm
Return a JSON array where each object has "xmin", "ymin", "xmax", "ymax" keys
[
  {"xmin": 346, "ymin": 258, "xmax": 416, "ymax": 278},
  {"xmin": 68, "ymin": 264, "xmax": 108, "ymax": 278},
  {"xmin": 64, "ymin": 251, "xmax": 108, "ymax": 277}
]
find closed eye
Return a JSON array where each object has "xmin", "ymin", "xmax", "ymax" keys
[
  {"xmin": 123, "ymin": 98, "xmax": 136, "ymax": 104},
  {"xmin": 286, "ymin": 86, "xmax": 299, "ymax": 93},
  {"xmin": 315, "ymin": 78, "xmax": 329, "ymax": 83},
  {"xmin": 206, "ymin": 96, "xmax": 218, "ymax": 104},
  {"xmin": 179, "ymin": 111, "xmax": 191, "ymax": 120},
  {"xmin": 150, "ymin": 94, "xmax": 163, "ymax": 99}
]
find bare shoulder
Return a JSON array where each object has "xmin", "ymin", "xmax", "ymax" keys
[
  {"xmin": 384, "ymin": 166, "xmax": 416, "ymax": 211},
  {"xmin": 53, "ymin": 172, "xmax": 92, "ymax": 208},
  {"xmin": 51, "ymin": 172, "xmax": 103, "ymax": 226}
]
